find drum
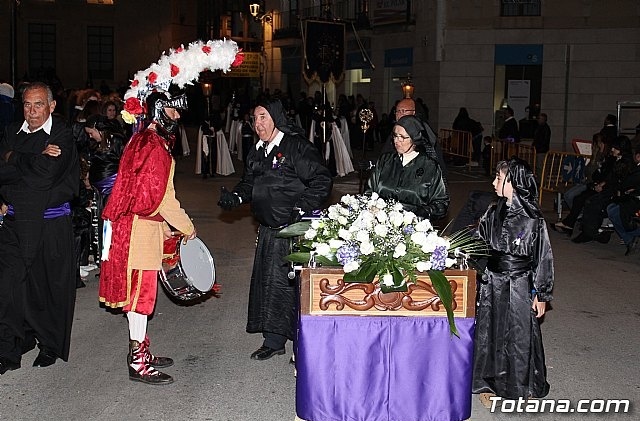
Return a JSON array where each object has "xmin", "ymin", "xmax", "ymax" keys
[{"xmin": 159, "ymin": 236, "xmax": 216, "ymax": 301}]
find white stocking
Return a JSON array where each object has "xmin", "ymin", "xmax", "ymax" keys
[{"xmin": 127, "ymin": 311, "xmax": 147, "ymax": 343}]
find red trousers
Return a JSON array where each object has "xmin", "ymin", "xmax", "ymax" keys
[{"xmin": 123, "ymin": 269, "xmax": 158, "ymax": 315}]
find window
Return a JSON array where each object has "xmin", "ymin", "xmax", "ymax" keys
[
  {"xmin": 87, "ymin": 26, "xmax": 114, "ymax": 80},
  {"xmin": 28, "ymin": 23, "xmax": 56, "ymax": 76},
  {"xmin": 501, "ymin": 0, "xmax": 541, "ymax": 17}
]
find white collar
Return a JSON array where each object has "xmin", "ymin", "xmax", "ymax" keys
[
  {"xmin": 256, "ymin": 130, "xmax": 284, "ymax": 154},
  {"xmin": 401, "ymin": 150, "xmax": 419, "ymax": 166},
  {"xmin": 18, "ymin": 114, "xmax": 53, "ymax": 135}
]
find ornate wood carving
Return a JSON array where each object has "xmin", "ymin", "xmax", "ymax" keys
[{"xmin": 300, "ymin": 268, "xmax": 476, "ymax": 317}]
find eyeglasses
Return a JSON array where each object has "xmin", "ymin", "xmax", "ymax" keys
[
  {"xmin": 392, "ymin": 133, "xmax": 411, "ymax": 141},
  {"xmin": 395, "ymin": 109, "xmax": 415, "ymax": 115}
]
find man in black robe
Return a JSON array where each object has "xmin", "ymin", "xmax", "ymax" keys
[
  {"xmin": 0, "ymin": 82, "xmax": 79, "ymax": 372},
  {"xmin": 218, "ymin": 99, "xmax": 332, "ymax": 361}
]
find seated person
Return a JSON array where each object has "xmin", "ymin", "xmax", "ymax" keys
[
  {"xmin": 365, "ymin": 115, "xmax": 449, "ymax": 221},
  {"xmin": 571, "ymin": 136, "xmax": 633, "ymax": 243},
  {"xmin": 606, "ymin": 145, "xmax": 640, "ymax": 255},
  {"xmin": 553, "ymin": 136, "xmax": 622, "ymax": 235},
  {"xmin": 562, "ymin": 133, "xmax": 607, "ymax": 211}
]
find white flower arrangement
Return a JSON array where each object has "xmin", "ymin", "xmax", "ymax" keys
[
  {"xmin": 297, "ymin": 193, "xmax": 458, "ymax": 283},
  {"xmin": 279, "ymin": 193, "xmax": 487, "ymax": 336}
]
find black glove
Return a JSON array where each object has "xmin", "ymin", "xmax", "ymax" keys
[
  {"xmin": 288, "ymin": 207, "xmax": 304, "ymax": 225},
  {"xmin": 218, "ymin": 186, "xmax": 241, "ymax": 210}
]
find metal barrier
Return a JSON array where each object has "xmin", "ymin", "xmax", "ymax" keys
[
  {"xmin": 485, "ymin": 138, "xmax": 536, "ymax": 173},
  {"xmin": 439, "ymin": 129, "xmax": 472, "ymax": 165},
  {"xmin": 538, "ymin": 150, "xmax": 590, "ymax": 220}
]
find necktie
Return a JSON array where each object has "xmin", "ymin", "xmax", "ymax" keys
[{"xmin": 262, "ymin": 141, "xmax": 269, "ymax": 157}]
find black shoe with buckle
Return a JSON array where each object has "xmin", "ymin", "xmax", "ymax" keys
[{"xmin": 250, "ymin": 346, "xmax": 285, "ymax": 361}]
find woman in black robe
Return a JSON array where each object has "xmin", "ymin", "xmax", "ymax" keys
[
  {"xmin": 473, "ymin": 158, "xmax": 554, "ymax": 406},
  {"xmin": 366, "ymin": 115, "xmax": 449, "ymax": 221}
]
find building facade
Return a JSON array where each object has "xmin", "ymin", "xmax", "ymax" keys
[
  {"xmin": 260, "ymin": 0, "xmax": 640, "ymax": 149},
  {"xmin": 1, "ymin": 0, "xmax": 638, "ymax": 148}
]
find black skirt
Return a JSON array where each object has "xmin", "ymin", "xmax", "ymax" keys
[{"xmin": 246, "ymin": 225, "xmax": 298, "ymax": 341}]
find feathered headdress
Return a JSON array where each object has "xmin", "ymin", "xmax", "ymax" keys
[{"xmin": 121, "ymin": 39, "xmax": 243, "ymax": 124}]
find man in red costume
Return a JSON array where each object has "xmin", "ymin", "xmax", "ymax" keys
[{"xmin": 99, "ymin": 91, "xmax": 196, "ymax": 385}]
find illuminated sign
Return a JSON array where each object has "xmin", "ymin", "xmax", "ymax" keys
[{"xmin": 223, "ymin": 52, "xmax": 261, "ymax": 78}]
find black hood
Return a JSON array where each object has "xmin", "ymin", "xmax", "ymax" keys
[{"xmin": 258, "ymin": 99, "xmax": 305, "ymax": 137}]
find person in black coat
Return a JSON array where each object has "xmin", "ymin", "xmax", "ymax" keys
[
  {"xmin": 218, "ymin": 99, "xmax": 332, "ymax": 361},
  {"xmin": 532, "ymin": 113, "xmax": 551, "ymax": 178},
  {"xmin": 367, "ymin": 115, "xmax": 449, "ymax": 221},
  {"xmin": 452, "ymin": 107, "xmax": 484, "ymax": 165},
  {"xmin": 600, "ymin": 114, "xmax": 618, "ymax": 147},
  {"xmin": 498, "ymin": 107, "xmax": 520, "ymax": 143},
  {"xmin": 0, "ymin": 82, "xmax": 79, "ymax": 371}
]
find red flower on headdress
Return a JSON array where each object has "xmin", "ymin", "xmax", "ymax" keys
[
  {"xmin": 123, "ymin": 97, "xmax": 145, "ymax": 115},
  {"xmin": 170, "ymin": 63, "xmax": 180, "ymax": 77},
  {"xmin": 148, "ymin": 72, "xmax": 158, "ymax": 84},
  {"xmin": 202, "ymin": 45, "xmax": 211, "ymax": 54},
  {"xmin": 175, "ymin": 46, "xmax": 184, "ymax": 53},
  {"xmin": 232, "ymin": 52, "xmax": 244, "ymax": 67},
  {"xmin": 131, "ymin": 80, "xmax": 139, "ymax": 87}
]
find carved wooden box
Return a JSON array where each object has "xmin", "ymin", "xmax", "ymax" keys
[{"xmin": 299, "ymin": 267, "xmax": 476, "ymax": 318}]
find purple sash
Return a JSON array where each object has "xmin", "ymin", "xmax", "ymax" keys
[
  {"xmin": 93, "ymin": 173, "xmax": 118, "ymax": 196},
  {"xmin": 6, "ymin": 202, "xmax": 71, "ymax": 219}
]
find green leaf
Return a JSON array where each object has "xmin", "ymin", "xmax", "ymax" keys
[
  {"xmin": 283, "ymin": 252, "xmax": 311, "ymax": 263},
  {"xmin": 428, "ymin": 270, "xmax": 459, "ymax": 337},
  {"xmin": 276, "ymin": 221, "xmax": 311, "ymax": 238},
  {"xmin": 361, "ymin": 262, "xmax": 378, "ymax": 283},
  {"xmin": 343, "ymin": 262, "xmax": 377, "ymax": 283},
  {"xmin": 343, "ymin": 271, "xmax": 361, "ymax": 283},
  {"xmin": 380, "ymin": 282, "xmax": 408, "ymax": 293},
  {"xmin": 390, "ymin": 264, "xmax": 404, "ymax": 285},
  {"xmin": 316, "ymin": 255, "xmax": 341, "ymax": 266}
]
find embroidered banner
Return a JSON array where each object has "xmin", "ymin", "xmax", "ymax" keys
[{"xmin": 303, "ymin": 20, "xmax": 345, "ymax": 84}]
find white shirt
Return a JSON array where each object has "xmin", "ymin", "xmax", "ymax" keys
[
  {"xmin": 256, "ymin": 130, "xmax": 284, "ymax": 155},
  {"xmin": 18, "ymin": 114, "xmax": 53, "ymax": 135}
]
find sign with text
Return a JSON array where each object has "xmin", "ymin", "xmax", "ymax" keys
[
  {"xmin": 507, "ymin": 80, "xmax": 531, "ymax": 121},
  {"xmin": 373, "ymin": 0, "xmax": 408, "ymax": 26},
  {"xmin": 222, "ymin": 52, "xmax": 261, "ymax": 78}
]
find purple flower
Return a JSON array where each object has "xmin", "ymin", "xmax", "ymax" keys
[
  {"xmin": 403, "ymin": 225, "xmax": 415, "ymax": 235},
  {"xmin": 336, "ymin": 244, "xmax": 360, "ymax": 266},
  {"xmin": 429, "ymin": 245, "xmax": 447, "ymax": 270}
]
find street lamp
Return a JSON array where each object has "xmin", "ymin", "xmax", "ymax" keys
[
  {"xmin": 401, "ymin": 74, "xmax": 414, "ymax": 99},
  {"xmin": 249, "ymin": 3, "xmax": 272, "ymax": 24},
  {"xmin": 201, "ymin": 82, "xmax": 212, "ymax": 117}
]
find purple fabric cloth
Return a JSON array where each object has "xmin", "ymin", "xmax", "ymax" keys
[
  {"xmin": 6, "ymin": 202, "xmax": 71, "ymax": 219},
  {"xmin": 296, "ymin": 315, "xmax": 475, "ymax": 421}
]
